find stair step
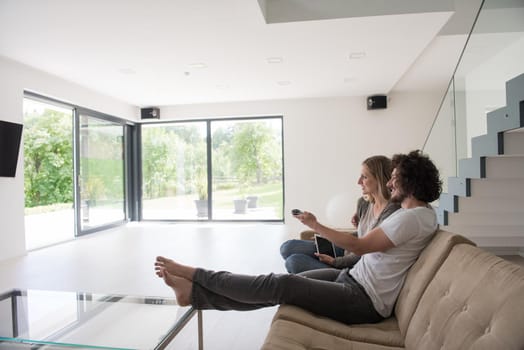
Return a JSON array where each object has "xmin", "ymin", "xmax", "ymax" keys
[
  {"xmin": 458, "ymin": 157, "xmax": 485, "ymax": 179},
  {"xmin": 448, "ymin": 177, "xmax": 471, "ymax": 197},
  {"xmin": 485, "ymin": 155, "xmax": 524, "ymax": 178},
  {"xmin": 456, "ymin": 196, "xmax": 522, "ymax": 213},
  {"xmin": 505, "ymin": 73, "xmax": 524, "ymax": 130},
  {"xmin": 472, "ymin": 133, "xmax": 502, "ymax": 158},
  {"xmin": 487, "ymin": 107, "xmax": 510, "ymax": 134},
  {"xmin": 447, "ymin": 211, "xmax": 524, "ymax": 226},
  {"xmin": 437, "ymin": 193, "xmax": 458, "ymax": 212},
  {"xmin": 503, "ymin": 128, "xmax": 524, "ymax": 155},
  {"xmin": 470, "ymin": 178, "xmax": 524, "ymax": 198},
  {"xmin": 434, "ymin": 206, "xmax": 448, "ymax": 225}
]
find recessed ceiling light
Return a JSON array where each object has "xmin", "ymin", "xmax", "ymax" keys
[
  {"xmin": 118, "ymin": 68, "xmax": 136, "ymax": 75},
  {"xmin": 267, "ymin": 57, "xmax": 283, "ymax": 64},
  {"xmin": 349, "ymin": 52, "xmax": 366, "ymax": 59},
  {"xmin": 188, "ymin": 63, "xmax": 207, "ymax": 69},
  {"xmin": 277, "ymin": 81, "xmax": 291, "ymax": 86}
]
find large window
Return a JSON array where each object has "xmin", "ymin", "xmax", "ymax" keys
[
  {"xmin": 23, "ymin": 93, "xmax": 283, "ymax": 249},
  {"xmin": 140, "ymin": 117, "xmax": 283, "ymax": 221}
]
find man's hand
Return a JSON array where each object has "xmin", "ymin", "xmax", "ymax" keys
[
  {"xmin": 295, "ymin": 211, "xmax": 318, "ymax": 230},
  {"xmin": 314, "ymin": 252, "xmax": 335, "ymax": 265}
]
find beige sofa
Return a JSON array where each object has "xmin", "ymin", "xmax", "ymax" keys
[{"xmin": 262, "ymin": 230, "xmax": 524, "ymax": 349}]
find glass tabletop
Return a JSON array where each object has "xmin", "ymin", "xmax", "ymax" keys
[{"xmin": 0, "ymin": 289, "xmax": 196, "ymax": 350}]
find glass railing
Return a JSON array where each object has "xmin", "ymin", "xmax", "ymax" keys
[{"xmin": 423, "ymin": 0, "xmax": 524, "ymax": 192}]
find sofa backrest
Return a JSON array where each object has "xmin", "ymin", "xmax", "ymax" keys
[
  {"xmin": 394, "ymin": 230, "xmax": 474, "ymax": 336},
  {"xmin": 405, "ymin": 243, "xmax": 524, "ymax": 350}
]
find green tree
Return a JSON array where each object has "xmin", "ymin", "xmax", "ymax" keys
[
  {"xmin": 24, "ymin": 109, "xmax": 73, "ymax": 207},
  {"xmin": 141, "ymin": 124, "xmax": 207, "ymax": 199},
  {"xmin": 230, "ymin": 122, "xmax": 281, "ymax": 185},
  {"xmin": 141, "ymin": 127, "xmax": 178, "ymax": 199}
]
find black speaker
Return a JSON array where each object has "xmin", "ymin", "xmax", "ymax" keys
[
  {"xmin": 141, "ymin": 107, "xmax": 160, "ymax": 119},
  {"xmin": 367, "ymin": 95, "xmax": 387, "ymax": 110}
]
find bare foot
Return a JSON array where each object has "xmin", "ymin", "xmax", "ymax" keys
[
  {"xmin": 159, "ymin": 268, "xmax": 193, "ymax": 306},
  {"xmin": 155, "ymin": 256, "xmax": 196, "ymax": 281}
]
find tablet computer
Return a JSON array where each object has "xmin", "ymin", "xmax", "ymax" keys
[{"xmin": 314, "ymin": 234, "xmax": 336, "ymax": 258}]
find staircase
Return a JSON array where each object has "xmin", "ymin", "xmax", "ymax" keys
[{"xmin": 436, "ymin": 73, "xmax": 524, "ymax": 253}]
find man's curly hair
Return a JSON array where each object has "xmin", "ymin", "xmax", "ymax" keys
[{"xmin": 391, "ymin": 150, "xmax": 442, "ymax": 203}]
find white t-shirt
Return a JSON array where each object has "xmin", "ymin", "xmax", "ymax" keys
[{"xmin": 349, "ymin": 206, "xmax": 438, "ymax": 317}]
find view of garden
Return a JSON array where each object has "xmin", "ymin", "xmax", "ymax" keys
[
  {"xmin": 141, "ymin": 118, "xmax": 283, "ymax": 220},
  {"xmin": 23, "ymin": 97, "xmax": 284, "ymax": 249}
]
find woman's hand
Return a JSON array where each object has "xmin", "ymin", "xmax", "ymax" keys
[
  {"xmin": 351, "ymin": 212, "xmax": 359, "ymax": 228},
  {"xmin": 314, "ymin": 253, "xmax": 334, "ymax": 265}
]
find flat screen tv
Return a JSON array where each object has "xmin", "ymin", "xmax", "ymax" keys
[{"xmin": 0, "ymin": 120, "xmax": 23, "ymax": 177}]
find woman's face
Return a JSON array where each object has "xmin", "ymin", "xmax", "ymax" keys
[{"xmin": 358, "ymin": 165, "xmax": 378, "ymax": 197}]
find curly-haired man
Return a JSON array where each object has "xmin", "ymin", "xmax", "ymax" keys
[{"xmin": 154, "ymin": 150, "xmax": 442, "ymax": 325}]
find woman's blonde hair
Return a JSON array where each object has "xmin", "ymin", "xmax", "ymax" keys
[{"xmin": 362, "ymin": 155, "xmax": 392, "ymax": 203}]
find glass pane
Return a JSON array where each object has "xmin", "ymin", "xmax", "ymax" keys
[
  {"xmin": 23, "ymin": 98, "xmax": 74, "ymax": 249},
  {"xmin": 211, "ymin": 118, "xmax": 283, "ymax": 220},
  {"xmin": 0, "ymin": 289, "xmax": 192, "ymax": 350},
  {"xmin": 454, "ymin": 2, "xmax": 524, "ymax": 158},
  {"xmin": 423, "ymin": 1, "xmax": 523, "ymax": 190},
  {"xmin": 423, "ymin": 82, "xmax": 457, "ymax": 191},
  {"xmin": 141, "ymin": 122, "xmax": 207, "ymax": 220},
  {"xmin": 79, "ymin": 115, "xmax": 125, "ymax": 231}
]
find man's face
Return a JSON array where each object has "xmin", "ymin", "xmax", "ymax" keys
[{"xmin": 387, "ymin": 168, "xmax": 407, "ymax": 203}]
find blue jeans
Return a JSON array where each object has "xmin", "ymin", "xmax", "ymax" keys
[{"xmin": 280, "ymin": 239, "xmax": 345, "ymax": 273}]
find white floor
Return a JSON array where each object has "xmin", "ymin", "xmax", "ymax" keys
[
  {"xmin": 3, "ymin": 223, "xmax": 523, "ymax": 349},
  {"xmin": 0, "ymin": 222, "xmax": 292, "ymax": 350}
]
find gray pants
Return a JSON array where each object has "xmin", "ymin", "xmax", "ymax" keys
[{"xmin": 191, "ymin": 267, "xmax": 384, "ymax": 325}]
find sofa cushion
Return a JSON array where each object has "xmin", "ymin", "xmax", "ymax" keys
[
  {"xmin": 271, "ymin": 305, "xmax": 404, "ymax": 347},
  {"xmin": 394, "ymin": 230, "xmax": 474, "ymax": 336},
  {"xmin": 262, "ymin": 318, "xmax": 404, "ymax": 350},
  {"xmin": 405, "ymin": 244, "xmax": 524, "ymax": 350}
]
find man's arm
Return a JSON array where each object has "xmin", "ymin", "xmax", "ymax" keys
[{"xmin": 299, "ymin": 212, "xmax": 395, "ymax": 255}]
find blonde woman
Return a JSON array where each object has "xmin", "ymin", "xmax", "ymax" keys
[{"xmin": 280, "ymin": 155, "xmax": 400, "ymax": 273}]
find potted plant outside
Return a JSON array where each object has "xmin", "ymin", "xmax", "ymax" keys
[
  {"xmin": 194, "ymin": 180, "xmax": 208, "ymax": 217},
  {"xmin": 233, "ymin": 183, "xmax": 248, "ymax": 214},
  {"xmin": 233, "ymin": 198, "xmax": 247, "ymax": 214},
  {"xmin": 246, "ymin": 195, "xmax": 258, "ymax": 208}
]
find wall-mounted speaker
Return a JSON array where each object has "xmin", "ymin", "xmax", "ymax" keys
[
  {"xmin": 367, "ymin": 95, "xmax": 387, "ymax": 110},
  {"xmin": 141, "ymin": 107, "xmax": 160, "ymax": 119}
]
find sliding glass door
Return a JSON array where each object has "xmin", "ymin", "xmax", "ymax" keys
[
  {"xmin": 23, "ymin": 98, "xmax": 75, "ymax": 249},
  {"xmin": 76, "ymin": 110, "xmax": 126, "ymax": 233}
]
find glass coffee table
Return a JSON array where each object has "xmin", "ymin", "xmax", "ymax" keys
[{"xmin": 0, "ymin": 289, "xmax": 202, "ymax": 349}]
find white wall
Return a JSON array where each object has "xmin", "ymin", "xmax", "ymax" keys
[
  {"xmin": 0, "ymin": 57, "xmax": 137, "ymax": 262},
  {"xmin": 161, "ymin": 92, "xmax": 443, "ymax": 235},
  {"xmin": 0, "ymin": 56, "xmax": 444, "ymax": 262}
]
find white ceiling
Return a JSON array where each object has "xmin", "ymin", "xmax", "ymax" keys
[{"xmin": 0, "ymin": 0, "xmax": 474, "ymax": 107}]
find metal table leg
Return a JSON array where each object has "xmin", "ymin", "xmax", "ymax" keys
[{"xmin": 198, "ymin": 310, "xmax": 203, "ymax": 350}]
